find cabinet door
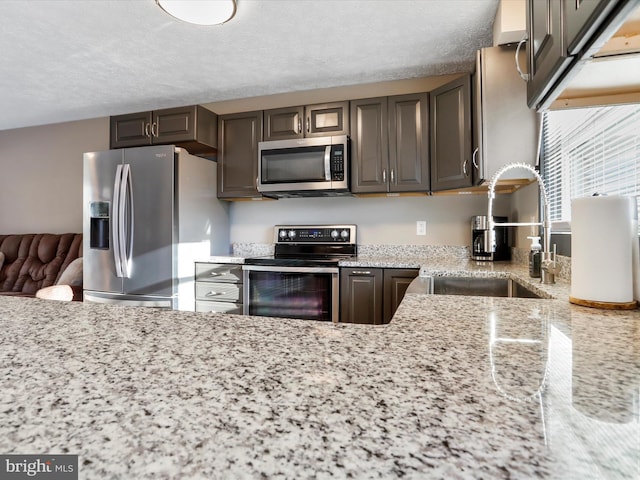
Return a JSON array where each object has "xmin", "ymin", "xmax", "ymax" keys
[
  {"xmin": 564, "ymin": 0, "xmax": 620, "ymax": 55},
  {"xmin": 473, "ymin": 47, "xmax": 539, "ymax": 185},
  {"xmin": 350, "ymin": 97, "xmax": 389, "ymax": 193},
  {"xmin": 264, "ymin": 106, "xmax": 304, "ymax": 141},
  {"xmin": 340, "ymin": 268, "xmax": 383, "ymax": 324},
  {"xmin": 526, "ymin": 0, "xmax": 573, "ymax": 109},
  {"xmin": 388, "ymin": 93, "xmax": 430, "ymax": 193},
  {"xmin": 153, "ymin": 106, "xmax": 197, "ymax": 143},
  {"xmin": 217, "ymin": 111, "xmax": 263, "ymax": 199},
  {"xmin": 152, "ymin": 106, "xmax": 217, "ymax": 154},
  {"xmin": 430, "ymin": 76, "xmax": 472, "ymax": 191},
  {"xmin": 110, "ymin": 111, "xmax": 153, "ymax": 149},
  {"xmin": 383, "ymin": 269, "xmax": 419, "ymax": 324},
  {"xmin": 305, "ymin": 101, "xmax": 350, "ymax": 137}
]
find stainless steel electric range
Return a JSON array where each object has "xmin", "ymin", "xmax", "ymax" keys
[{"xmin": 243, "ymin": 225, "xmax": 357, "ymax": 322}]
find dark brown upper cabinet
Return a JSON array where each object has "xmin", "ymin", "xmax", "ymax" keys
[
  {"xmin": 472, "ymin": 47, "xmax": 539, "ymax": 186},
  {"xmin": 525, "ymin": 0, "xmax": 638, "ymax": 110},
  {"xmin": 263, "ymin": 101, "xmax": 349, "ymax": 141},
  {"xmin": 388, "ymin": 93, "xmax": 430, "ymax": 193},
  {"xmin": 563, "ymin": 0, "xmax": 622, "ymax": 55},
  {"xmin": 110, "ymin": 105, "xmax": 218, "ymax": 157},
  {"xmin": 216, "ymin": 111, "xmax": 263, "ymax": 199},
  {"xmin": 349, "ymin": 97, "xmax": 389, "ymax": 193},
  {"xmin": 526, "ymin": 0, "xmax": 573, "ymax": 110},
  {"xmin": 350, "ymin": 93, "xmax": 429, "ymax": 194},
  {"xmin": 429, "ymin": 75, "xmax": 473, "ymax": 192}
]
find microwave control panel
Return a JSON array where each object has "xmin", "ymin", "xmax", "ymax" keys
[{"xmin": 330, "ymin": 145, "xmax": 344, "ymax": 181}]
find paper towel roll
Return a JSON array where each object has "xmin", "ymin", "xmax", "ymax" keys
[
  {"xmin": 631, "ymin": 198, "xmax": 640, "ymax": 302},
  {"xmin": 571, "ymin": 195, "xmax": 636, "ymax": 306}
]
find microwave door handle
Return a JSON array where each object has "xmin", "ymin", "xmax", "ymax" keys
[{"xmin": 324, "ymin": 146, "xmax": 331, "ymax": 181}]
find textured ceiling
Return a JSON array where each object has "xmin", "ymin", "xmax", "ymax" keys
[{"xmin": 0, "ymin": 0, "xmax": 498, "ymax": 131}]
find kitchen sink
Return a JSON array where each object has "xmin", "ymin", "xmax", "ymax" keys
[{"xmin": 423, "ymin": 276, "xmax": 544, "ymax": 299}]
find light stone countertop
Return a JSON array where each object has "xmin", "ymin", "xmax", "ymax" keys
[{"xmin": 1, "ymin": 259, "xmax": 639, "ymax": 479}]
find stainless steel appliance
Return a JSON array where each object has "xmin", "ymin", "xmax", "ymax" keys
[
  {"xmin": 83, "ymin": 145, "xmax": 229, "ymax": 310},
  {"xmin": 471, "ymin": 215, "xmax": 509, "ymax": 261},
  {"xmin": 257, "ymin": 135, "xmax": 349, "ymax": 197},
  {"xmin": 243, "ymin": 225, "xmax": 357, "ymax": 321}
]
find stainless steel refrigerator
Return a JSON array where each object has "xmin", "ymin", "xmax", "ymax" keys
[{"xmin": 83, "ymin": 145, "xmax": 229, "ymax": 310}]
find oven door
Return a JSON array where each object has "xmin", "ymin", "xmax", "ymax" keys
[{"xmin": 242, "ymin": 265, "xmax": 339, "ymax": 322}]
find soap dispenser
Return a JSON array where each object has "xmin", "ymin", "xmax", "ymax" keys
[{"xmin": 527, "ymin": 236, "xmax": 542, "ymax": 278}]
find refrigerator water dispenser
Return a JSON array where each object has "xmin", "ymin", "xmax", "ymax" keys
[{"xmin": 89, "ymin": 201, "xmax": 110, "ymax": 249}]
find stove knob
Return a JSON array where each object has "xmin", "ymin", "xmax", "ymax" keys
[
  {"xmin": 341, "ymin": 229, "xmax": 349, "ymax": 240},
  {"xmin": 279, "ymin": 230, "xmax": 288, "ymax": 239},
  {"xmin": 330, "ymin": 229, "xmax": 339, "ymax": 239},
  {"xmin": 288, "ymin": 230, "xmax": 296, "ymax": 239}
]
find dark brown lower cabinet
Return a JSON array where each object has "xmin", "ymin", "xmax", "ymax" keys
[
  {"xmin": 340, "ymin": 268, "xmax": 418, "ymax": 324},
  {"xmin": 383, "ymin": 268, "xmax": 419, "ymax": 323}
]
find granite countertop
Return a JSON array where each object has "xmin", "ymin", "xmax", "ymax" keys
[{"xmin": 1, "ymin": 259, "xmax": 639, "ymax": 479}]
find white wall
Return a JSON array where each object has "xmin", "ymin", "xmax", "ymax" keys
[
  {"xmin": 230, "ymin": 194, "xmax": 512, "ymax": 246},
  {"xmin": 509, "ymin": 182, "xmax": 540, "ymax": 248},
  {"xmin": 0, "ymin": 117, "xmax": 109, "ymax": 234}
]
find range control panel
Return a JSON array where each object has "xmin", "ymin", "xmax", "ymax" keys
[{"xmin": 274, "ymin": 225, "xmax": 356, "ymax": 244}]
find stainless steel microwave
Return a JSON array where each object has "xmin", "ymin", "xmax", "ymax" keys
[{"xmin": 257, "ymin": 135, "xmax": 349, "ymax": 197}]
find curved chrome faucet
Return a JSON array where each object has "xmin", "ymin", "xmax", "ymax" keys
[{"xmin": 486, "ymin": 163, "xmax": 557, "ymax": 284}]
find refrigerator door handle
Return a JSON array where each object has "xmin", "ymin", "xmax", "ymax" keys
[
  {"xmin": 119, "ymin": 163, "xmax": 133, "ymax": 278},
  {"xmin": 112, "ymin": 164, "xmax": 124, "ymax": 278}
]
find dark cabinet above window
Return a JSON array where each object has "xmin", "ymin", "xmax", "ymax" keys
[{"xmin": 525, "ymin": 0, "xmax": 640, "ymax": 110}]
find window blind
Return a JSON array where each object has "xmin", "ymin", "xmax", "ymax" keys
[{"xmin": 541, "ymin": 104, "xmax": 640, "ymax": 232}]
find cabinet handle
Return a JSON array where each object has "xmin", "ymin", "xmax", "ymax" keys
[
  {"xmin": 515, "ymin": 33, "xmax": 530, "ymax": 82},
  {"xmin": 390, "ymin": 169, "xmax": 395, "ymax": 184},
  {"xmin": 463, "ymin": 158, "xmax": 469, "ymax": 177},
  {"xmin": 472, "ymin": 147, "xmax": 479, "ymax": 169},
  {"xmin": 298, "ymin": 119, "xmax": 302, "ymax": 134},
  {"xmin": 144, "ymin": 123, "xmax": 150, "ymax": 138},
  {"xmin": 382, "ymin": 169, "xmax": 387, "ymax": 183},
  {"xmin": 206, "ymin": 291, "xmax": 223, "ymax": 297},
  {"xmin": 351, "ymin": 270, "xmax": 371, "ymax": 275},
  {"xmin": 151, "ymin": 122, "xmax": 158, "ymax": 137},
  {"xmin": 306, "ymin": 117, "xmax": 310, "ymax": 133},
  {"xmin": 209, "ymin": 271, "xmax": 230, "ymax": 277}
]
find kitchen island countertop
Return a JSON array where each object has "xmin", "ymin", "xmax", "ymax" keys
[{"xmin": 1, "ymin": 259, "xmax": 638, "ymax": 479}]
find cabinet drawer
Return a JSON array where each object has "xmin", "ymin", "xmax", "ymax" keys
[
  {"xmin": 196, "ymin": 301, "xmax": 243, "ymax": 314},
  {"xmin": 195, "ymin": 263, "xmax": 243, "ymax": 283},
  {"xmin": 195, "ymin": 282, "xmax": 242, "ymax": 302}
]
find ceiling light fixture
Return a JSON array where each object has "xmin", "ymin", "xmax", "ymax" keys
[{"xmin": 156, "ymin": 0, "xmax": 237, "ymax": 26}]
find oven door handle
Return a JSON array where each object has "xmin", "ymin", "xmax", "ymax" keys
[{"xmin": 242, "ymin": 265, "xmax": 339, "ymax": 274}]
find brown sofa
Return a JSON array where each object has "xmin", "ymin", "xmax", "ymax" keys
[{"xmin": 0, "ymin": 233, "xmax": 83, "ymax": 300}]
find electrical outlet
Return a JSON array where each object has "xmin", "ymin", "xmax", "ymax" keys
[{"xmin": 416, "ymin": 221, "xmax": 427, "ymax": 236}]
